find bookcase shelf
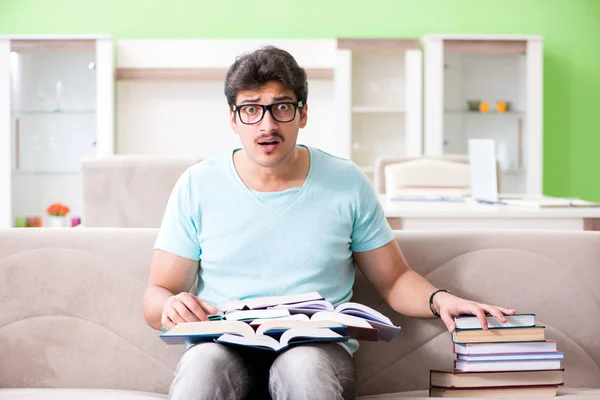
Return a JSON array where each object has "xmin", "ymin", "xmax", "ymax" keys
[
  {"xmin": 336, "ymin": 39, "xmax": 423, "ymax": 180},
  {"xmin": 423, "ymin": 34, "xmax": 543, "ymax": 195}
]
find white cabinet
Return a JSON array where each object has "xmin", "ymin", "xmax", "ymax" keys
[
  {"xmin": 0, "ymin": 36, "xmax": 114, "ymax": 228},
  {"xmin": 422, "ymin": 35, "xmax": 543, "ymax": 194},
  {"xmin": 335, "ymin": 39, "xmax": 423, "ymax": 180},
  {"xmin": 116, "ymin": 39, "xmax": 338, "ymax": 160}
]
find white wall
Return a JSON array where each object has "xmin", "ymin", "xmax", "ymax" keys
[
  {"xmin": 116, "ymin": 39, "xmax": 340, "ymax": 161},
  {"xmin": 117, "ymin": 79, "xmax": 336, "ymax": 159}
]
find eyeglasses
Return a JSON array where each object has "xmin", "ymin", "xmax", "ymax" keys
[{"xmin": 232, "ymin": 101, "xmax": 303, "ymax": 125}]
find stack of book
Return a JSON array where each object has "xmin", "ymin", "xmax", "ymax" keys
[
  {"xmin": 430, "ymin": 313, "xmax": 565, "ymax": 397},
  {"xmin": 160, "ymin": 291, "xmax": 401, "ymax": 352}
]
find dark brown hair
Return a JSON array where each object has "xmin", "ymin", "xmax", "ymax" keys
[{"xmin": 224, "ymin": 46, "xmax": 308, "ymax": 108}]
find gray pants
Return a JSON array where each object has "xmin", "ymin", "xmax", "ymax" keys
[{"xmin": 169, "ymin": 342, "xmax": 358, "ymax": 400}]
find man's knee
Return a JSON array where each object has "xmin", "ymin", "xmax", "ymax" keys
[
  {"xmin": 169, "ymin": 343, "xmax": 249, "ymax": 400},
  {"xmin": 269, "ymin": 344, "xmax": 357, "ymax": 400},
  {"xmin": 179, "ymin": 342, "xmax": 240, "ymax": 373}
]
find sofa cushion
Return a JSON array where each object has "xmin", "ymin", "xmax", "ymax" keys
[{"xmin": 0, "ymin": 388, "xmax": 167, "ymax": 399}]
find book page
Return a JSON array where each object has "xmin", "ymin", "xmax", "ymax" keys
[
  {"xmin": 255, "ymin": 319, "xmax": 343, "ymax": 336},
  {"xmin": 280, "ymin": 327, "xmax": 344, "ymax": 347},
  {"xmin": 311, "ymin": 311, "xmax": 373, "ymax": 328},
  {"xmin": 162, "ymin": 320, "xmax": 255, "ymax": 337},
  {"xmin": 244, "ymin": 292, "xmax": 324, "ymax": 309},
  {"xmin": 216, "ymin": 299, "xmax": 247, "ymax": 313},
  {"xmin": 250, "ymin": 314, "xmax": 309, "ymax": 326},
  {"xmin": 269, "ymin": 300, "xmax": 334, "ymax": 312},
  {"xmin": 217, "ymin": 333, "xmax": 283, "ymax": 351},
  {"xmin": 334, "ymin": 302, "xmax": 393, "ymax": 325},
  {"xmin": 225, "ymin": 308, "xmax": 291, "ymax": 321}
]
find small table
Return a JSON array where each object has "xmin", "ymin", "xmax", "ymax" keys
[{"xmin": 381, "ymin": 197, "xmax": 600, "ymax": 231}]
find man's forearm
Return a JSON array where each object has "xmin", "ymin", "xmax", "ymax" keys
[
  {"xmin": 142, "ymin": 285, "xmax": 174, "ymax": 330},
  {"xmin": 385, "ymin": 270, "xmax": 439, "ymax": 318}
]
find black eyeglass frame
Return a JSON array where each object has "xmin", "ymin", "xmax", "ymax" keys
[{"xmin": 232, "ymin": 101, "xmax": 304, "ymax": 125}]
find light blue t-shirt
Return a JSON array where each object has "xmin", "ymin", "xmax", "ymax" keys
[{"xmin": 154, "ymin": 145, "xmax": 394, "ymax": 311}]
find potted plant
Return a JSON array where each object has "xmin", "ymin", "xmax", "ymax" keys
[{"xmin": 46, "ymin": 203, "xmax": 70, "ymax": 227}]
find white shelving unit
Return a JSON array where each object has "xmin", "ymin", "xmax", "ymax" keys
[
  {"xmin": 422, "ymin": 34, "xmax": 543, "ymax": 194},
  {"xmin": 0, "ymin": 36, "xmax": 114, "ymax": 228},
  {"xmin": 116, "ymin": 39, "xmax": 339, "ymax": 160},
  {"xmin": 335, "ymin": 39, "xmax": 423, "ymax": 180}
]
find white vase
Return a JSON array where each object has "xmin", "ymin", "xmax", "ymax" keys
[{"xmin": 46, "ymin": 215, "xmax": 66, "ymax": 227}]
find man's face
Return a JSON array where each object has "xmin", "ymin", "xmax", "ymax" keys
[{"xmin": 230, "ymin": 80, "xmax": 308, "ymax": 168}]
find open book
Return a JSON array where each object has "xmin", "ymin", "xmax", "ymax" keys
[
  {"xmin": 216, "ymin": 292, "xmax": 324, "ymax": 313},
  {"xmin": 216, "ymin": 327, "xmax": 347, "ymax": 352},
  {"xmin": 160, "ymin": 319, "xmax": 347, "ymax": 345},
  {"xmin": 201, "ymin": 292, "xmax": 400, "ymax": 342},
  {"xmin": 271, "ymin": 301, "xmax": 401, "ymax": 341},
  {"xmin": 250, "ymin": 313, "xmax": 380, "ymax": 341}
]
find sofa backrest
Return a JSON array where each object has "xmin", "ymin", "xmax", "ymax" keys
[
  {"xmin": 1, "ymin": 229, "xmax": 599, "ymax": 395},
  {"xmin": 0, "ymin": 228, "xmax": 180, "ymax": 393},
  {"xmin": 81, "ymin": 155, "xmax": 200, "ymax": 228},
  {"xmin": 354, "ymin": 231, "xmax": 600, "ymax": 395}
]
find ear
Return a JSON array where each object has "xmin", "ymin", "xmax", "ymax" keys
[
  {"xmin": 229, "ymin": 109, "xmax": 239, "ymax": 134},
  {"xmin": 299, "ymin": 103, "xmax": 308, "ymax": 129}
]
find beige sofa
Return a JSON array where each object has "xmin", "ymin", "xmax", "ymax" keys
[
  {"xmin": 0, "ymin": 228, "xmax": 599, "ymax": 399},
  {"xmin": 81, "ymin": 156, "xmax": 200, "ymax": 228}
]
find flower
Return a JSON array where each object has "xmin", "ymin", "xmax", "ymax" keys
[{"xmin": 46, "ymin": 203, "xmax": 70, "ymax": 216}]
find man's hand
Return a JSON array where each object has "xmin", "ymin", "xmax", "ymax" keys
[
  {"xmin": 433, "ymin": 291, "xmax": 516, "ymax": 333},
  {"xmin": 161, "ymin": 293, "xmax": 218, "ymax": 330}
]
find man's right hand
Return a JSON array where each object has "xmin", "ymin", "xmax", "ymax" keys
[{"xmin": 161, "ymin": 293, "xmax": 218, "ymax": 330}]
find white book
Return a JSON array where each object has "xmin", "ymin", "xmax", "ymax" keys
[
  {"xmin": 454, "ymin": 313, "xmax": 536, "ymax": 330},
  {"xmin": 225, "ymin": 309, "xmax": 290, "ymax": 322},
  {"xmin": 216, "ymin": 328, "xmax": 347, "ymax": 352},
  {"xmin": 217, "ymin": 292, "xmax": 324, "ymax": 312},
  {"xmin": 250, "ymin": 314, "xmax": 310, "ymax": 326},
  {"xmin": 254, "ymin": 319, "xmax": 344, "ymax": 336},
  {"xmin": 457, "ymin": 352, "xmax": 564, "ymax": 362},
  {"xmin": 454, "ymin": 341, "xmax": 558, "ymax": 355},
  {"xmin": 311, "ymin": 311, "xmax": 373, "ymax": 328},
  {"xmin": 269, "ymin": 300, "xmax": 334, "ymax": 315},
  {"xmin": 215, "ymin": 294, "xmax": 400, "ymax": 342},
  {"xmin": 160, "ymin": 319, "xmax": 346, "ymax": 346},
  {"xmin": 335, "ymin": 302, "xmax": 393, "ymax": 326},
  {"xmin": 455, "ymin": 359, "xmax": 562, "ymax": 372}
]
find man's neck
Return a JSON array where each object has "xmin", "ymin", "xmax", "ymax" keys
[{"xmin": 234, "ymin": 146, "xmax": 310, "ymax": 192}]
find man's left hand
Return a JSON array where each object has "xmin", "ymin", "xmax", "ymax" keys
[{"xmin": 433, "ymin": 291, "xmax": 516, "ymax": 333}]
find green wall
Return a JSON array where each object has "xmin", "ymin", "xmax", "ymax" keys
[{"xmin": 1, "ymin": 0, "xmax": 599, "ymax": 199}]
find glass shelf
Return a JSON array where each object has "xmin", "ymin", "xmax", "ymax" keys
[
  {"xmin": 503, "ymin": 168, "xmax": 526, "ymax": 176},
  {"xmin": 352, "ymin": 105, "xmax": 405, "ymax": 114},
  {"xmin": 445, "ymin": 109, "xmax": 525, "ymax": 116},
  {"xmin": 13, "ymin": 170, "xmax": 80, "ymax": 176},
  {"xmin": 12, "ymin": 110, "xmax": 96, "ymax": 115}
]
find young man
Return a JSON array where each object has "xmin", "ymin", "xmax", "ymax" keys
[{"xmin": 142, "ymin": 46, "xmax": 515, "ymax": 400}]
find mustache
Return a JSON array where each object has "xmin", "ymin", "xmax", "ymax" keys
[{"xmin": 256, "ymin": 132, "xmax": 284, "ymax": 142}]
